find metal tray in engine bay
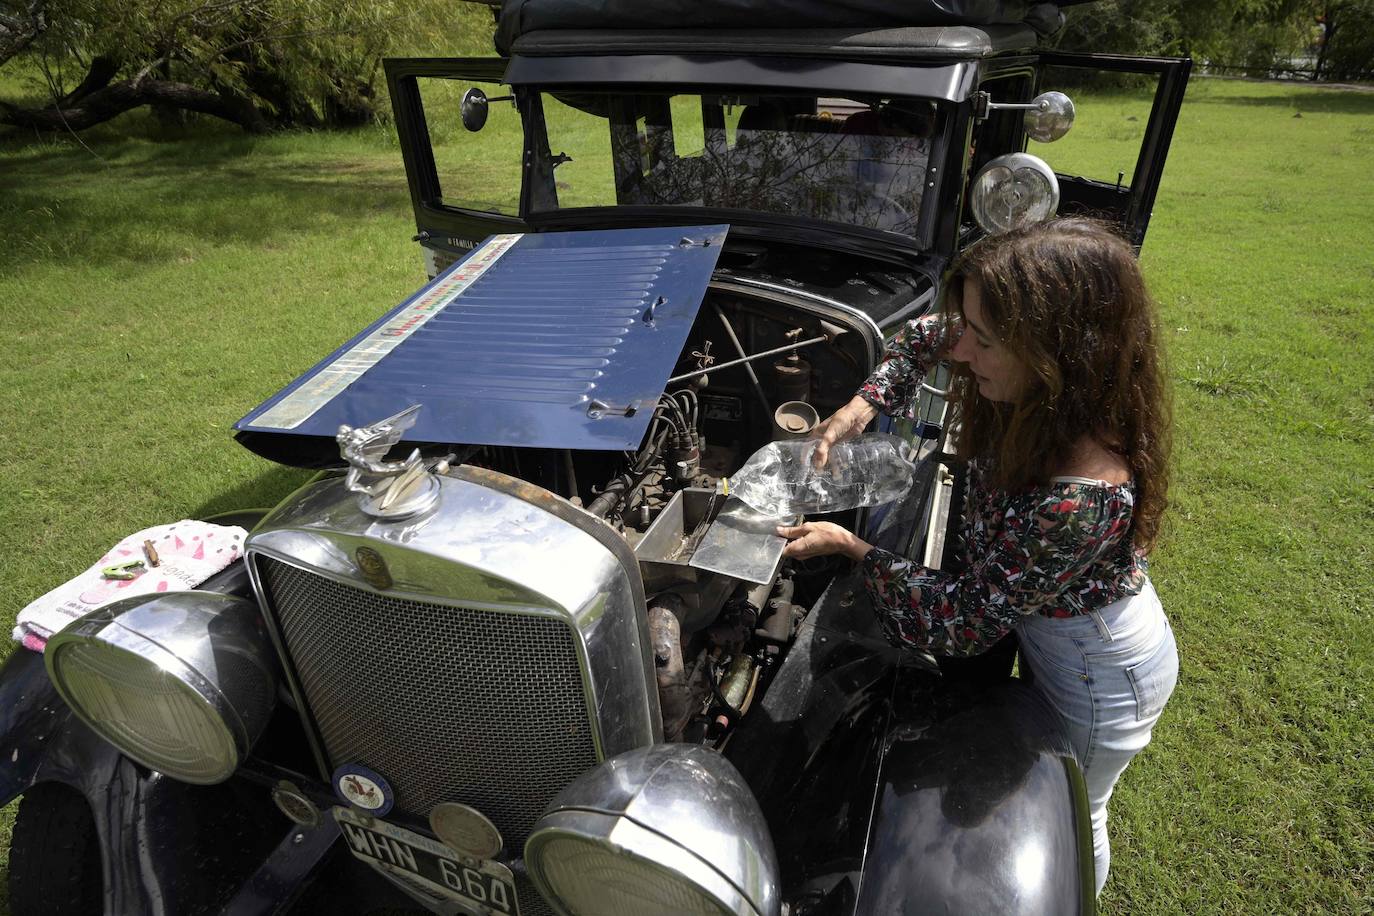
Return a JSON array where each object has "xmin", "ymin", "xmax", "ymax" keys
[
  {"xmin": 689, "ymin": 496, "xmax": 798, "ymax": 586},
  {"xmin": 635, "ymin": 489, "xmax": 796, "ymax": 630}
]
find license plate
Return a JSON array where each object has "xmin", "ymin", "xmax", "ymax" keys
[{"xmin": 334, "ymin": 807, "xmax": 518, "ymax": 914}]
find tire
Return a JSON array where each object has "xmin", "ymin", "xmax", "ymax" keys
[{"xmin": 8, "ymin": 783, "xmax": 103, "ymax": 916}]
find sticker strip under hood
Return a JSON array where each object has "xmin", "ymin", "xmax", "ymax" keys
[{"xmin": 235, "ymin": 225, "xmax": 728, "ymax": 463}]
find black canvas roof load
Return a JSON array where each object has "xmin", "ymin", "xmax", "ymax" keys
[{"xmin": 495, "ymin": 0, "xmax": 1093, "ymax": 54}]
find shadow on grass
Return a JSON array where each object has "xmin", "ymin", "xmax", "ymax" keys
[
  {"xmin": 189, "ymin": 463, "xmax": 320, "ymax": 521},
  {"xmin": 0, "ymin": 129, "xmax": 408, "ymax": 276},
  {"xmin": 1189, "ymin": 90, "xmax": 1374, "ymax": 115}
]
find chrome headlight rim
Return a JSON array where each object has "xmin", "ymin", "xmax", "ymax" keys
[
  {"xmin": 45, "ymin": 591, "xmax": 277, "ymax": 785},
  {"xmin": 525, "ymin": 744, "xmax": 778, "ymax": 916},
  {"xmin": 526, "ymin": 811, "xmax": 761, "ymax": 916},
  {"xmin": 970, "ymin": 152, "xmax": 1060, "ymax": 236}
]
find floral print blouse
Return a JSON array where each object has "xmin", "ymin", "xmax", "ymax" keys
[{"xmin": 857, "ymin": 314, "xmax": 1148, "ymax": 657}]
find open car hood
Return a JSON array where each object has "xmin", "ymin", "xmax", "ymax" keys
[{"xmin": 235, "ymin": 225, "xmax": 728, "ymax": 467}]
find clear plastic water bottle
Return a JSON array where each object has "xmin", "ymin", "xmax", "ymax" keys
[{"xmin": 723, "ymin": 433, "xmax": 917, "ymax": 516}]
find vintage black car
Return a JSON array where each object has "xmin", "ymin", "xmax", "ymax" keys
[{"xmin": 1, "ymin": 2, "xmax": 1189, "ymax": 914}]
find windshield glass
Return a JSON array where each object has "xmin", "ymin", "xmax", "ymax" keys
[{"xmin": 531, "ymin": 92, "xmax": 943, "ymax": 239}]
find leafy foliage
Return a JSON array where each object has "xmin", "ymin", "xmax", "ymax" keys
[
  {"xmin": 1056, "ymin": 0, "xmax": 1372, "ymax": 83},
  {"xmin": 0, "ymin": 0, "xmax": 497, "ymax": 132},
  {"xmin": 1317, "ymin": 1, "xmax": 1374, "ymax": 80},
  {"xmin": 0, "ymin": 2, "xmax": 47, "ymax": 67}
]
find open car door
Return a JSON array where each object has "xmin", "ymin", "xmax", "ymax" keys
[
  {"xmin": 1031, "ymin": 52, "xmax": 1191, "ymax": 248},
  {"xmin": 385, "ymin": 58, "xmax": 529, "ymax": 277}
]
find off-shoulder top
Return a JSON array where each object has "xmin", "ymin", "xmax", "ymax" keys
[{"xmin": 856, "ymin": 314, "xmax": 1148, "ymax": 657}]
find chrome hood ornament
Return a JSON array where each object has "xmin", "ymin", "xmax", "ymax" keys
[{"xmin": 337, "ymin": 405, "xmax": 443, "ymax": 519}]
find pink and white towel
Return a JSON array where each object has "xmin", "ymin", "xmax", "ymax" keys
[{"xmin": 13, "ymin": 520, "xmax": 249, "ymax": 652}]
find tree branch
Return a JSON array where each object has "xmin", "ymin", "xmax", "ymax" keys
[
  {"xmin": 0, "ymin": 76, "xmax": 269, "ymax": 133},
  {"xmin": 131, "ymin": 54, "xmax": 172, "ymax": 86},
  {"xmin": 0, "ymin": 0, "xmax": 47, "ymax": 67},
  {"xmin": 59, "ymin": 55, "xmax": 120, "ymax": 106}
]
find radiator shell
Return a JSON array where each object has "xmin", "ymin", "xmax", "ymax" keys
[{"xmin": 245, "ymin": 466, "xmax": 659, "ymax": 848}]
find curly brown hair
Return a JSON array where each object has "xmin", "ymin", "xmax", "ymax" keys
[{"xmin": 945, "ymin": 217, "xmax": 1171, "ymax": 552}]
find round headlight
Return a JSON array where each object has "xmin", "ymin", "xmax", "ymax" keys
[
  {"xmin": 529, "ymin": 821, "xmax": 740, "ymax": 915},
  {"xmin": 526, "ymin": 745, "xmax": 779, "ymax": 916},
  {"xmin": 970, "ymin": 152, "xmax": 1060, "ymax": 235},
  {"xmin": 45, "ymin": 591, "xmax": 277, "ymax": 784}
]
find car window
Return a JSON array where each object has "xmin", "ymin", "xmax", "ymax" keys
[
  {"xmin": 1031, "ymin": 66, "xmax": 1161, "ymax": 188},
  {"xmin": 533, "ymin": 91, "xmax": 944, "ymax": 240},
  {"xmin": 417, "ymin": 77, "xmax": 523, "ymax": 216}
]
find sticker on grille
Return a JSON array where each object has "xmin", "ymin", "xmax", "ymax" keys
[{"xmin": 259, "ymin": 556, "xmax": 598, "ymax": 847}]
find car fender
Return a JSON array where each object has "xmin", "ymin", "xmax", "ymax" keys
[
  {"xmin": 1, "ymin": 534, "xmax": 340, "ymax": 916},
  {"xmin": 855, "ymin": 677, "xmax": 1096, "ymax": 915},
  {"xmin": 0, "ymin": 511, "xmax": 268, "ymax": 809},
  {"xmin": 0, "ymin": 648, "xmax": 173, "ymax": 914},
  {"xmin": 726, "ymin": 571, "xmax": 1093, "ymax": 915}
]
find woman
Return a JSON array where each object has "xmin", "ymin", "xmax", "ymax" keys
[{"xmin": 777, "ymin": 217, "xmax": 1178, "ymax": 894}]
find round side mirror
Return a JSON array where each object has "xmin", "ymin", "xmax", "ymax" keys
[
  {"xmin": 461, "ymin": 88, "xmax": 490, "ymax": 132},
  {"xmin": 1025, "ymin": 91, "xmax": 1075, "ymax": 143}
]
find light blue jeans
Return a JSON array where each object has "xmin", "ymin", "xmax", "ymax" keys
[{"xmin": 1015, "ymin": 579, "xmax": 1178, "ymax": 895}]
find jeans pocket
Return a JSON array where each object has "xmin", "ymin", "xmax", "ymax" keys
[
  {"xmin": 1018, "ymin": 631, "xmax": 1088, "ymax": 681},
  {"xmin": 1125, "ymin": 626, "xmax": 1178, "ymax": 722}
]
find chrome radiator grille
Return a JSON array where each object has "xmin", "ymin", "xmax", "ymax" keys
[{"xmin": 257, "ymin": 556, "xmax": 598, "ymax": 847}]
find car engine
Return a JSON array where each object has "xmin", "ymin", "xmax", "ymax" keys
[{"xmin": 443, "ymin": 283, "xmax": 874, "ymax": 744}]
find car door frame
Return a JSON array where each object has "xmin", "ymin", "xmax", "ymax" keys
[
  {"xmin": 1033, "ymin": 51, "xmax": 1192, "ymax": 248},
  {"xmin": 384, "ymin": 57, "xmax": 530, "ymax": 255}
]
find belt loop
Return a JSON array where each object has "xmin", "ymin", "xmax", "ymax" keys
[{"xmin": 1090, "ymin": 609, "xmax": 1113, "ymax": 642}]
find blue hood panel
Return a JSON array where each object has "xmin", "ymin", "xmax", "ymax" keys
[{"xmin": 235, "ymin": 225, "xmax": 728, "ymax": 465}]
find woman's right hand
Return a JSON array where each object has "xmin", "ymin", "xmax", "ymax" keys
[{"xmin": 811, "ymin": 395, "xmax": 878, "ymax": 468}]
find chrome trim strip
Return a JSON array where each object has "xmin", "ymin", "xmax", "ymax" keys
[
  {"xmin": 244, "ymin": 551, "xmax": 333, "ymax": 779},
  {"xmin": 710, "ymin": 276, "xmax": 884, "ymax": 360}
]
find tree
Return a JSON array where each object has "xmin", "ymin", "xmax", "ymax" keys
[
  {"xmin": 0, "ymin": 0, "xmax": 490, "ymax": 134},
  {"xmin": 1054, "ymin": 0, "xmax": 1320, "ymax": 76},
  {"xmin": 0, "ymin": 1, "xmax": 47, "ymax": 67},
  {"xmin": 1315, "ymin": 1, "xmax": 1374, "ymax": 80}
]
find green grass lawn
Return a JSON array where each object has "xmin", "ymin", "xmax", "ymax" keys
[{"xmin": 1, "ymin": 76, "xmax": 1371, "ymax": 914}]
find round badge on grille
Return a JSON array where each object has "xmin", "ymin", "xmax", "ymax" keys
[
  {"xmin": 333, "ymin": 764, "xmax": 394, "ymax": 816},
  {"xmin": 272, "ymin": 779, "xmax": 321, "ymax": 827},
  {"xmin": 429, "ymin": 802, "xmax": 504, "ymax": 859},
  {"xmin": 354, "ymin": 546, "xmax": 393, "ymax": 590}
]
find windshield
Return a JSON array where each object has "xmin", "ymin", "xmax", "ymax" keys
[{"xmin": 530, "ymin": 92, "xmax": 943, "ymax": 239}]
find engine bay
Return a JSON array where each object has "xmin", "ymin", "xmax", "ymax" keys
[{"xmin": 462, "ymin": 287, "xmax": 875, "ymax": 743}]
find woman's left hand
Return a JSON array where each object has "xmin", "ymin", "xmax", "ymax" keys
[{"xmin": 776, "ymin": 522, "xmax": 873, "ymax": 562}]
